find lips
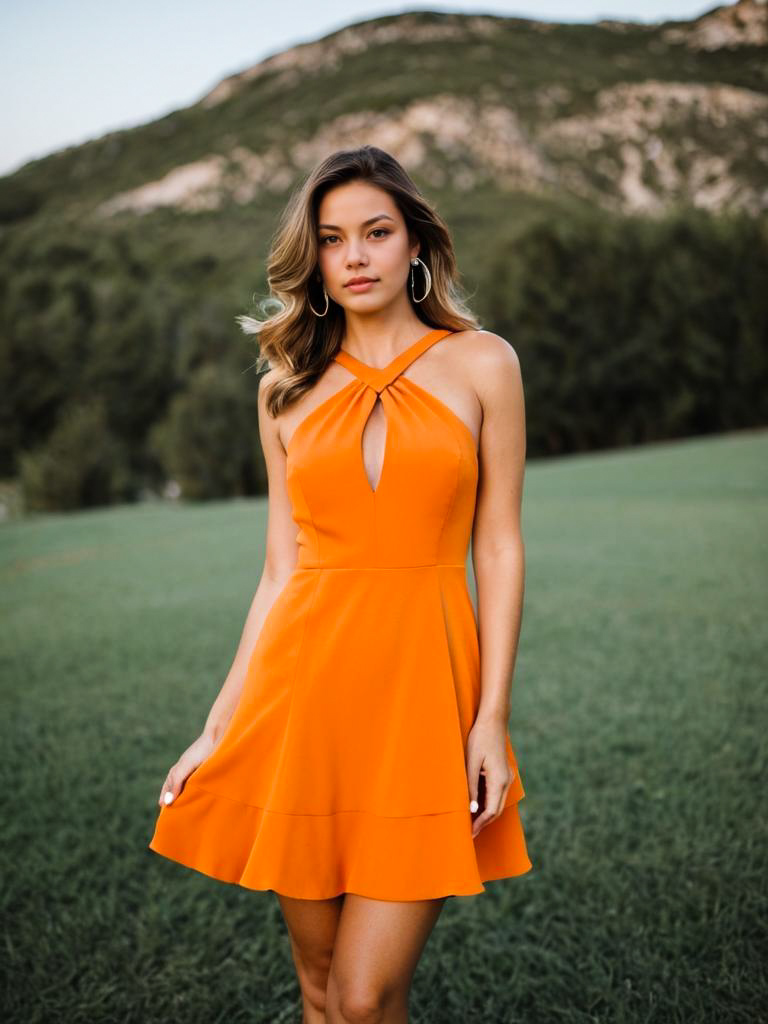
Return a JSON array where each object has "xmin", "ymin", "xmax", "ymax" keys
[{"xmin": 346, "ymin": 277, "xmax": 377, "ymax": 286}]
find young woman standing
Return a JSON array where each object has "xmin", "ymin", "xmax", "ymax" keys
[{"xmin": 149, "ymin": 144, "xmax": 532, "ymax": 1023}]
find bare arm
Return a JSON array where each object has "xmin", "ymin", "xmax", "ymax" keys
[
  {"xmin": 158, "ymin": 367, "xmax": 299, "ymax": 805},
  {"xmin": 202, "ymin": 367, "xmax": 300, "ymax": 745},
  {"xmin": 465, "ymin": 332, "xmax": 527, "ymax": 836},
  {"xmin": 201, "ymin": 581, "xmax": 290, "ymax": 746},
  {"xmin": 471, "ymin": 334, "xmax": 527, "ymax": 725}
]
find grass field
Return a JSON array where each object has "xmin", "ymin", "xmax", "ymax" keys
[{"xmin": 1, "ymin": 428, "xmax": 766, "ymax": 1024}]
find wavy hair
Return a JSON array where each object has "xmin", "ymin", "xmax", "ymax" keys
[{"xmin": 236, "ymin": 144, "xmax": 480, "ymax": 418}]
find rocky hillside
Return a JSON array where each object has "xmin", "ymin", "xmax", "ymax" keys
[
  {"xmin": 3, "ymin": 0, "xmax": 767, "ymax": 224},
  {"xmin": 2, "ymin": 2, "xmax": 766, "ymax": 510}
]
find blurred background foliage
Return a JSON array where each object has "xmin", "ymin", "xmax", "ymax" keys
[{"xmin": 1, "ymin": 5, "xmax": 766, "ymax": 513}]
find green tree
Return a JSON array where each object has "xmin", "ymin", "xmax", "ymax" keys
[
  {"xmin": 149, "ymin": 362, "xmax": 263, "ymax": 500},
  {"xmin": 19, "ymin": 398, "xmax": 132, "ymax": 512}
]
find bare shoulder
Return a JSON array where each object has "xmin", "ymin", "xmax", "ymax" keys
[
  {"xmin": 257, "ymin": 365, "xmax": 291, "ymax": 450},
  {"xmin": 448, "ymin": 329, "xmax": 522, "ymax": 398},
  {"xmin": 257, "ymin": 366, "xmax": 279, "ymax": 414},
  {"xmin": 259, "ymin": 363, "xmax": 288, "ymax": 392}
]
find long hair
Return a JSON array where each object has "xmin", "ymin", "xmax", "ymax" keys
[{"xmin": 236, "ymin": 144, "xmax": 480, "ymax": 418}]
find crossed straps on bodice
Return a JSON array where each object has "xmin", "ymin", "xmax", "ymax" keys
[
  {"xmin": 332, "ymin": 328, "xmax": 454, "ymax": 394},
  {"xmin": 330, "ymin": 328, "xmax": 455, "ymax": 494}
]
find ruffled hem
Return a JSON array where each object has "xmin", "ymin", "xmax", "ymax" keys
[{"xmin": 148, "ymin": 781, "xmax": 533, "ymax": 901}]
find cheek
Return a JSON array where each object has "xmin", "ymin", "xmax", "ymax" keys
[
  {"xmin": 380, "ymin": 239, "xmax": 411, "ymax": 276},
  {"xmin": 317, "ymin": 249, "xmax": 342, "ymax": 287}
]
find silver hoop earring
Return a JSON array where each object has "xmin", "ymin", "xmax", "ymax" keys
[
  {"xmin": 410, "ymin": 257, "xmax": 432, "ymax": 303},
  {"xmin": 308, "ymin": 284, "xmax": 329, "ymax": 317}
]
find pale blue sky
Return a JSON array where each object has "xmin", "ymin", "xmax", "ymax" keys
[{"xmin": 2, "ymin": 0, "xmax": 721, "ymax": 176}]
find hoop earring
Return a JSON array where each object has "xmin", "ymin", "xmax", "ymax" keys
[
  {"xmin": 410, "ymin": 257, "xmax": 432, "ymax": 303},
  {"xmin": 308, "ymin": 283, "xmax": 329, "ymax": 317}
]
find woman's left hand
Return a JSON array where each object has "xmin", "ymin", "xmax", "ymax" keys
[{"xmin": 466, "ymin": 716, "xmax": 515, "ymax": 838}]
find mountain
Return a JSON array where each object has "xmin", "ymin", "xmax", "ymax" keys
[
  {"xmin": 2, "ymin": 0, "xmax": 767, "ymax": 224},
  {"xmin": 2, "ymin": 2, "xmax": 767, "ymax": 512}
]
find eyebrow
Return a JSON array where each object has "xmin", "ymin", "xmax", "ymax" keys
[{"xmin": 317, "ymin": 214, "xmax": 396, "ymax": 231}]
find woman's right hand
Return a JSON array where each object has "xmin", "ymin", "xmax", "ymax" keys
[{"xmin": 157, "ymin": 733, "xmax": 217, "ymax": 808}]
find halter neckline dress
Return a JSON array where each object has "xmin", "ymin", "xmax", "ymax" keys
[{"xmin": 149, "ymin": 326, "xmax": 532, "ymax": 900}]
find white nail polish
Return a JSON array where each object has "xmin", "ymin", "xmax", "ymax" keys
[
  {"xmin": 469, "ymin": 799, "xmax": 479, "ymax": 813},
  {"xmin": 163, "ymin": 791, "xmax": 174, "ymax": 805}
]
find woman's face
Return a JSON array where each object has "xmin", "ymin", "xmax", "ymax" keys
[{"xmin": 315, "ymin": 181, "xmax": 419, "ymax": 313}]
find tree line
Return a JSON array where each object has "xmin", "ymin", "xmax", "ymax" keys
[{"xmin": 1, "ymin": 203, "xmax": 765, "ymax": 513}]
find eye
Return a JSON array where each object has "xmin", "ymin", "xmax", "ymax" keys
[{"xmin": 319, "ymin": 228, "xmax": 389, "ymax": 245}]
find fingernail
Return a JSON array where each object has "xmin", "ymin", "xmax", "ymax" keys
[
  {"xmin": 469, "ymin": 799, "xmax": 479, "ymax": 813},
  {"xmin": 163, "ymin": 791, "xmax": 174, "ymax": 805}
]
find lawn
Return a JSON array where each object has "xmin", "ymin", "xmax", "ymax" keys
[{"xmin": 1, "ymin": 428, "xmax": 766, "ymax": 1023}]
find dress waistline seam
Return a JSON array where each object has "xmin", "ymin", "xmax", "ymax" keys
[{"xmin": 294, "ymin": 563, "xmax": 466, "ymax": 571}]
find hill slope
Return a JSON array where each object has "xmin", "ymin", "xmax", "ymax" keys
[{"xmin": 3, "ymin": 0, "xmax": 767, "ymax": 224}]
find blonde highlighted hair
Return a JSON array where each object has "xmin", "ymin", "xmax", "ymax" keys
[{"xmin": 236, "ymin": 144, "xmax": 480, "ymax": 418}]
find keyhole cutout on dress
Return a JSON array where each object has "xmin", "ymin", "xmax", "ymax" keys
[{"xmin": 360, "ymin": 394, "xmax": 389, "ymax": 494}]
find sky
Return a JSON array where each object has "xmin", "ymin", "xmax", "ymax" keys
[{"xmin": 2, "ymin": 0, "xmax": 723, "ymax": 177}]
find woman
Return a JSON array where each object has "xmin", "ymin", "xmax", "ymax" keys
[{"xmin": 149, "ymin": 144, "xmax": 532, "ymax": 1023}]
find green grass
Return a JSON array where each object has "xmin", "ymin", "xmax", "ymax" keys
[{"xmin": 2, "ymin": 429, "xmax": 766, "ymax": 1023}]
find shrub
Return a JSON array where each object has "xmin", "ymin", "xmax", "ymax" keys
[
  {"xmin": 19, "ymin": 398, "xmax": 133, "ymax": 512},
  {"xmin": 149, "ymin": 362, "xmax": 261, "ymax": 500}
]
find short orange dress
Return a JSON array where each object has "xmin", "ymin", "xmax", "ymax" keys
[{"xmin": 148, "ymin": 327, "xmax": 533, "ymax": 900}]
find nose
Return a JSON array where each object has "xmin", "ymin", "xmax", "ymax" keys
[{"xmin": 345, "ymin": 240, "xmax": 369, "ymax": 266}]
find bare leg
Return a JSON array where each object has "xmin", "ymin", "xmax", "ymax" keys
[
  {"xmin": 326, "ymin": 894, "xmax": 447, "ymax": 1023},
  {"xmin": 276, "ymin": 892, "xmax": 345, "ymax": 1024}
]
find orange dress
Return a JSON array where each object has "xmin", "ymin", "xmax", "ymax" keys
[{"xmin": 148, "ymin": 327, "xmax": 532, "ymax": 900}]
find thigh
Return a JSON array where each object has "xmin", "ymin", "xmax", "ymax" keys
[
  {"xmin": 276, "ymin": 892, "xmax": 345, "ymax": 979},
  {"xmin": 328, "ymin": 894, "xmax": 447, "ymax": 1009}
]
